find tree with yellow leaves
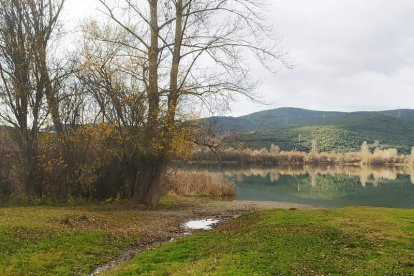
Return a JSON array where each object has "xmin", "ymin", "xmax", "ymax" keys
[{"xmin": 78, "ymin": 0, "xmax": 289, "ymax": 207}]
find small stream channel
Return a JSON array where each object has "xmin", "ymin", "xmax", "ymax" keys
[{"xmin": 90, "ymin": 217, "xmax": 232, "ymax": 275}]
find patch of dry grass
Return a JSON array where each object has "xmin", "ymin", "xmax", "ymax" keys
[{"xmin": 165, "ymin": 171, "xmax": 236, "ymax": 197}]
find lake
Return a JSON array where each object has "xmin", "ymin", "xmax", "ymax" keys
[{"xmin": 177, "ymin": 164, "xmax": 414, "ymax": 208}]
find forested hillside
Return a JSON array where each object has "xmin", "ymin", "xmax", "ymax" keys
[{"xmin": 202, "ymin": 108, "xmax": 414, "ymax": 153}]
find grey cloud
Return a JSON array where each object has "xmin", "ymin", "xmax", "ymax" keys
[
  {"xmin": 64, "ymin": 0, "xmax": 414, "ymax": 116},
  {"xmin": 227, "ymin": 0, "xmax": 414, "ymax": 115}
]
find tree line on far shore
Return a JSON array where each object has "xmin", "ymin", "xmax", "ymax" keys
[{"xmin": 191, "ymin": 141, "xmax": 413, "ymax": 165}]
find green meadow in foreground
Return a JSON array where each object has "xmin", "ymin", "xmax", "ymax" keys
[
  {"xmin": 1, "ymin": 202, "xmax": 413, "ymax": 275},
  {"xmin": 107, "ymin": 207, "xmax": 414, "ymax": 275},
  {"xmin": 0, "ymin": 198, "xmax": 184, "ymax": 276},
  {"xmin": 0, "ymin": 206, "xmax": 136, "ymax": 275}
]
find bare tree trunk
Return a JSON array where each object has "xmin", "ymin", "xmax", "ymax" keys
[
  {"xmin": 166, "ymin": 0, "xmax": 183, "ymax": 130},
  {"xmin": 130, "ymin": 0, "xmax": 164, "ymax": 208},
  {"xmin": 38, "ymin": 47, "xmax": 63, "ymax": 133},
  {"xmin": 133, "ymin": 157, "xmax": 167, "ymax": 208},
  {"xmin": 146, "ymin": 0, "xmax": 160, "ymax": 138}
]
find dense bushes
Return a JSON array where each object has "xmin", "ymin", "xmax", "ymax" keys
[
  {"xmin": 0, "ymin": 125, "xmax": 137, "ymax": 204},
  {"xmin": 36, "ymin": 124, "xmax": 120, "ymax": 200},
  {"xmin": 0, "ymin": 120, "xmax": 200, "ymax": 205}
]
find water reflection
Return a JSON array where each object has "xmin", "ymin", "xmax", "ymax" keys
[
  {"xmin": 179, "ymin": 164, "xmax": 414, "ymax": 208},
  {"xmin": 220, "ymin": 165, "xmax": 411, "ymax": 187}
]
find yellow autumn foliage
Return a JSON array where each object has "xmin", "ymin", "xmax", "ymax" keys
[{"xmin": 37, "ymin": 124, "xmax": 119, "ymax": 198}]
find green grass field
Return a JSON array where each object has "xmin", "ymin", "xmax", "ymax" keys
[
  {"xmin": 1, "ymin": 202, "xmax": 413, "ymax": 275},
  {"xmin": 0, "ymin": 205, "xmax": 149, "ymax": 275},
  {"xmin": 106, "ymin": 207, "xmax": 414, "ymax": 275},
  {"xmin": 0, "ymin": 198, "xmax": 185, "ymax": 276}
]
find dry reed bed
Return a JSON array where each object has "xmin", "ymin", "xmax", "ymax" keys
[
  {"xmin": 192, "ymin": 142, "xmax": 413, "ymax": 166},
  {"xmin": 165, "ymin": 171, "xmax": 236, "ymax": 197}
]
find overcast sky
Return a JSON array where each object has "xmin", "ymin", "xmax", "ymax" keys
[{"xmin": 65, "ymin": 0, "xmax": 414, "ymax": 116}]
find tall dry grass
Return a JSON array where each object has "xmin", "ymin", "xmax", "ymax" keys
[
  {"xmin": 192, "ymin": 142, "xmax": 412, "ymax": 166},
  {"xmin": 165, "ymin": 170, "xmax": 236, "ymax": 197},
  {"xmin": 370, "ymin": 148, "xmax": 403, "ymax": 164}
]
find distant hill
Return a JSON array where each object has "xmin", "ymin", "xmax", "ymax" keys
[
  {"xmin": 201, "ymin": 108, "xmax": 414, "ymax": 153},
  {"xmin": 201, "ymin": 108, "xmax": 345, "ymax": 133}
]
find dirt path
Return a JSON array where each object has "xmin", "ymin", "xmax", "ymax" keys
[{"xmin": 90, "ymin": 199, "xmax": 315, "ymax": 275}]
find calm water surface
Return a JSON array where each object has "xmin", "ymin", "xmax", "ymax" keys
[{"xmin": 180, "ymin": 164, "xmax": 414, "ymax": 208}]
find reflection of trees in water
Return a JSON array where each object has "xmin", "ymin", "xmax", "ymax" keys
[
  {"xmin": 409, "ymin": 166, "xmax": 414, "ymax": 185},
  {"xmin": 220, "ymin": 165, "xmax": 412, "ymax": 187},
  {"xmin": 269, "ymin": 172, "xmax": 280, "ymax": 183},
  {"xmin": 298, "ymin": 174, "xmax": 359, "ymax": 198},
  {"xmin": 309, "ymin": 171, "xmax": 317, "ymax": 187},
  {"xmin": 179, "ymin": 164, "xmax": 414, "ymax": 206}
]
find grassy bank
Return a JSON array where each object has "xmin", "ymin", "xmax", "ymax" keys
[
  {"xmin": 0, "ymin": 198, "xmax": 191, "ymax": 275},
  {"xmin": 1, "ymin": 200, "xmax": 413, "ymax": 275},
  {"xmin": 0, "ymin": 197, "xmax": 284, "ymax": 276},
  {"xmin": 106, "ymin": 207, "xmax": 414, "ymax": 275}
]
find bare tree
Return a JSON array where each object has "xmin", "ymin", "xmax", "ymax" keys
[
  {"xmin": 89, "ymin": 0, "xmax": 289, "ymax": 207},
  {"xmin": 79, "ymin": 23, "xmax": 147, "ymax": 128},
  {"xmin": 0, "ymin": 0, "xmax": 42, "ymax": 194},
  {"xmin": 0, "ymin": 0, "xmax": 66, "ymax": 195},
  {"xmin": 26, "ymin": 0, "xmax": 66, "ymax": 133}
]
